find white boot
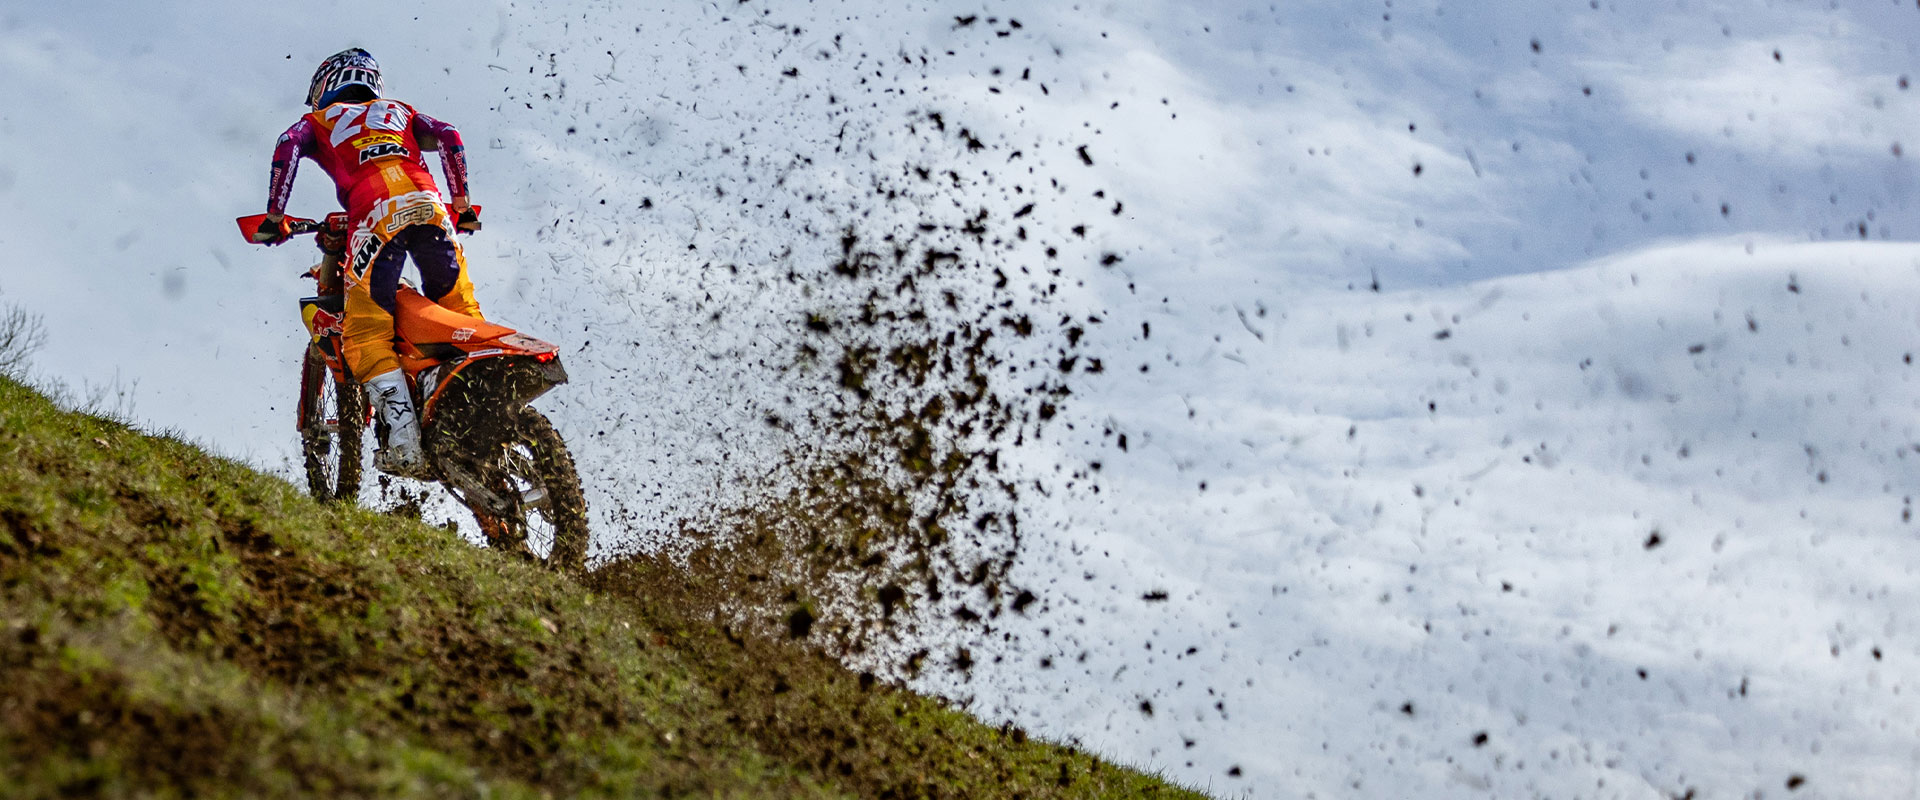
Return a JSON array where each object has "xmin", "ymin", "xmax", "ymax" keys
[{"xmin": 366, "ymin": 370, "xmax": 430, "ymax": 478}]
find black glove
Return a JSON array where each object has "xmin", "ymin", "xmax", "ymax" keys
[
  {"xmin": 454, "ymin": 206, "xmax": 482, "ymax": 233},
  {"xmin": 254, "ymin": 215, "xmax": 293, "ymax": 246}
]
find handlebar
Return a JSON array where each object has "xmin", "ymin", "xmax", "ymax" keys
[
  {"xmin": 234, "ymin": 205, "xmax": 480, "ymax": 245},
  {"xmin": 234, "ymin": 213, "xmax": 339, "ymax": 244},
  {"xmin": 286, "ymin": 218, "xmax": 327, "ymax": 236}
]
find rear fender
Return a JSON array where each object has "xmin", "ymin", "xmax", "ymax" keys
[{"xmin": 421, "ymin": 354, "xmax": 567, "ymax": 438}]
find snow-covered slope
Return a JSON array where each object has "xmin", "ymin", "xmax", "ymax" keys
[{"xmin": 3, "ymin": 0, "xmax": 1918, "ymax": 796}]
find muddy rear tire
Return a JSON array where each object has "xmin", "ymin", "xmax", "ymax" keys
[
  {"xmin": 466, "ymin": 407, "xmax": 589, "ymax": 573},
  {"xmin": 298, "ymin": 345, "xmax": 366, "ymax": 503}
]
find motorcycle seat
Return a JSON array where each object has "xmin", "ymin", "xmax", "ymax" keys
[{"xmin": 393, "ymin": 286, "xmax": 517, "ymax": 345}]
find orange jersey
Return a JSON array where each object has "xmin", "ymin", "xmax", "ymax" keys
[{"xmin": 267, "ymin": 99, "xmax": 469, "ymax": 227}]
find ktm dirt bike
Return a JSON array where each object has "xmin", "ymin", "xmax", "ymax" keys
[{"xmin": 237, "ymin": 211, "xmax": 589, "ymax": 571}]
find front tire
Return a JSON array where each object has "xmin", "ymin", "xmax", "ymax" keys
[{"xmin": 298, "ymin": 345, "xmax": 366, "ymax": 503}]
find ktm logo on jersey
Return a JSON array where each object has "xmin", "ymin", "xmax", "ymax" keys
[{"xmin": 359, "ymin": 142, "xmax": 410, "ymax": 163}]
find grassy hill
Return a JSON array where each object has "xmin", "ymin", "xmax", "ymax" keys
[{"xmin": 0, "ymin": 375, "xmax": 1202, "ymax": 799}]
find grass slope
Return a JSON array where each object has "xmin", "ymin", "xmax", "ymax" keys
[{"xmin": 0, "ymin": 377, "xmax": 1201, "ymax": 799}]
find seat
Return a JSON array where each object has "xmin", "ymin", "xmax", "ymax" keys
[{"xmin": 392, "ymin": 286, "xmax": 516, "ymax": 345}]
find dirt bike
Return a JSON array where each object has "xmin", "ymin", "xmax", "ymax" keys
[{"xmin": 236, "ymin": 211, "xmax": 589, "ymax": 571}]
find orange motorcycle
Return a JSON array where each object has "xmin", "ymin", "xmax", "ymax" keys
[{"xmin": 237, "ymin": 211, "xmax": 588, "ymax": 570}]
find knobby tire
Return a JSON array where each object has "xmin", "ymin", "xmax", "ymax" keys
[
  {"xmin": 298, "ymin": 345, "xmax": 365, "ymax": 502},
  {"xmin": 466, "ymin": 407, "xmax": 589, "ymax": 573}
]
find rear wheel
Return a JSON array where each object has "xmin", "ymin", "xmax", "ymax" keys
[
  {"xmin": 298, "ymin": 345, "xmax": 366, "ymax": 502},
  {"xmin": 461, "ymin": 407, "xmax": 589, "ymax": 572}
]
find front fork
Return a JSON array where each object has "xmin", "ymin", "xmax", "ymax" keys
[{"xmin": 314, "ymin": 250, "xmax": 345, "ymax": 295}]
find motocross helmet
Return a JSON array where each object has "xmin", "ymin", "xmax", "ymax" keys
[{"xmin": 306, "ymin": 48, "xmax": 383, "ymax": 109}]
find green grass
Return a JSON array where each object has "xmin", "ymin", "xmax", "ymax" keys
[{"xmin": 0, "ymin": 376, "xmax": 1204, "ymax": 799}]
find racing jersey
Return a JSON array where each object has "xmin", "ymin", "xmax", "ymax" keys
[{"xmin": 267, "ymin": 99, "xmax": 469, "ymax": 226}]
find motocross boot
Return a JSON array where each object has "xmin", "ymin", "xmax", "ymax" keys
[{"xmin": 366, "ymin": 370, "xmax": 431, "ymax": 479}]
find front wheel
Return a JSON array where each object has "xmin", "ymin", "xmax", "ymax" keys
[
  {"xmin": 298, "ymin": 345, "xmax": 365, "ymax": 503},
  {"xmin": 461, "ymin": 407, "xmax": 589, "ymax": 572}
]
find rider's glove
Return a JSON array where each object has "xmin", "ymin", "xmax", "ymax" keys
[
  {"xmin": 454, "ymin": 205, "xmax": 482, "ymax": 233},
  {"xmin": 254, "ymin": 215, "xmax": 293, "ymax": 246}
]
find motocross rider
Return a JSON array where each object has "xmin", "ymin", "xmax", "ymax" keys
[{"xmin": 257, "ymin": 48, "xmax": 484, "ymax": 478}]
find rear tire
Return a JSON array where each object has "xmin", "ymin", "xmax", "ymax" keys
[
  {"xmin": 463, "ymin": 407, "xmax": 589, "ymax": 573},
  {"xmin": 299, "ymin": 345, "xmax": 366, "ymax": 503}
]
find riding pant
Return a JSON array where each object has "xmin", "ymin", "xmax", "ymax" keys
[{"xmin": 341, "ymin": 207, "xmax": 482, "ymax": 381}]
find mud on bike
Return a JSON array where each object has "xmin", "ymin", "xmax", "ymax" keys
[{"xmin": 237, "ymin": 211, "xmax": 588, "ymax": 571}]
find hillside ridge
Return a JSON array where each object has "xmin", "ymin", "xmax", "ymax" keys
[{"xmin": 0, "ymin": 376, "xmax": 1202, "ymax": 799}]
